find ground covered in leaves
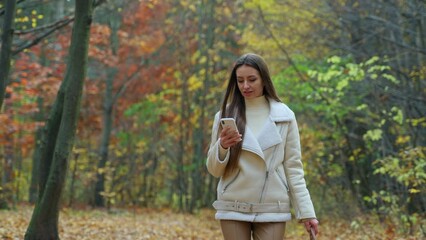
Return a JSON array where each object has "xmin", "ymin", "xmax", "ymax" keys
[{"xmin": 0, "ymin": 205, "xmax": 422, "ymax": 239}]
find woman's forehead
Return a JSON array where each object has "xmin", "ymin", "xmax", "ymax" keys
[{"xmin": 236, "ymin": 65, "xmax": 260, "ymax": 76}]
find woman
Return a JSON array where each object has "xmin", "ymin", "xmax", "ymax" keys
[{"xmin": 206, "ymin": 53, "xmax": 319, "ymax": 239}]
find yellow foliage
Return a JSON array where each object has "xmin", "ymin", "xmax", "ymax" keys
[
  {"xmin": 188, "ymin": 75, "xmax": 202, "ymax": 91},
  {"xmin": 409, "ymin": 188, "xmax": 420, "ymax": 194},
  {"xmin": 245, "ymin": 0, "xmax": 275, "ymax": 9},
  {"xmin": 136, "ymin": 140, "xmax": 147, "ymax": 151},
  {"xmin": 396, "ymin": 135, "xmax": 410, "ymax": 145},
  {"xmin": 240, "ymin": 0, "xmax": 332, "ymax": 73},
  {"xmin": 72, "ymin": 147, "xmax": 87, "ymax": 154}
]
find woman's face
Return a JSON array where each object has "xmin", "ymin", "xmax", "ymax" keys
[{"xmin": 236, "ymin": 65, "xmax": 264, "ymax": 99}]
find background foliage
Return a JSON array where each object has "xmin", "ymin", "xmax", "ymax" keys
[{"xmin": 0, "ymin": 0, "xmax": 425, "ymax": 238}]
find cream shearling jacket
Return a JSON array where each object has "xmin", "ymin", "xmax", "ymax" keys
[{"xmin": 206, "ymin": 99, "xmax": 316, "ymax": 222}]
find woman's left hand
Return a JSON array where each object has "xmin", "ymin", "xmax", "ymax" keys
[{"xmin": 304, "ymin": 218, "xmax": 319, "ymax": 236}]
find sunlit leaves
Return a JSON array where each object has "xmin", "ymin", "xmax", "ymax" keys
[
  {"xmin": 244, "ymin": 0, "xmax": 275, "ymax": 9},
  {"xmin": 240, "ymin": 0, "xmax": 331, "ymax": 72},
  {"xmin": 124, "ymin": 98, "xmax": 164, "ymax": 125},
  {"xmin": 408, "ymin": 117, "xmax": 426, "ymax": 127},
  {"xmin": 283, "ymin": 52, "xmax": 424, "ymax": 231},
  {"xmin": 15, "ymin": 8, "xmax": 44, "ymax": 29},
  {"xmin": 363, "ymin": 129, "xmax": 383, "ymax": 141},
  {"xmin": 188, "ymin": 75, "xmax": 203, "ymax": 91},
  {"xmin": 369, "ymin": 147, "xmax": 426, "ymax": 228},
  {"xmin": 374, "ymin": 147, "xmax": 426, "ymax": 189}
]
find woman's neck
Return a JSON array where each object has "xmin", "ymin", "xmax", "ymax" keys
[{"xmin": 245, "ymin": 95, "xmax": 268, "ymax": 109}]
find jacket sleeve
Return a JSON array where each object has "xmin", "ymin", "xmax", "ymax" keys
[
  {"xmin": 283, "ymin": 116, "xmax": 317, "ymax": 220},
  {"xmin": 206, "ymin": 112, "xmax": 230, "ymax": 178}
]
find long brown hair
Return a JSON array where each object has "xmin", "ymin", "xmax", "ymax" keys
[{"xmin": 220, "ymin": 53, "xmax": 281, "ymax": 177}]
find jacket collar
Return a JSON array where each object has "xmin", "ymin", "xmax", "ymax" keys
[{"xmin": 242, "ymin": 99, "xmax": 295, "ymax": 159}]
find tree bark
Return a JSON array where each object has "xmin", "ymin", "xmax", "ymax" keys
[
  {"xmin": 29, "ymin": 98, "xmax": 44, "ymax": 204},
  {"xmin": 0, "ymin": 100, "xmax": 14, "ymax": 209},
  {"xmin": 24, "ymin": 0, "xmax": 93, "ymax": 239},
  {"xmin": 0, "ymin": 0, "xmax": 17, "ymax": 109},
  {"xmin": 94, "ymin": 68, "xmax": 115, "ymax": 207},
  {"xmin": 93, "ymin": 11, "xmax": 121, "ymax": 207}
]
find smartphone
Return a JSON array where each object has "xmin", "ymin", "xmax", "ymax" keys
[{"xmin": 220, "ymin": 118, "xmax": 239, "ymax": 133}]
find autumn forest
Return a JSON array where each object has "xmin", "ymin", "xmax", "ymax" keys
[{"xmin": 0, "ymin": 0, "xmax": 425, "ymax": 239}]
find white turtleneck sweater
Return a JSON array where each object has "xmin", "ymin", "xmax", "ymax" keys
[
  {"xmin": 219, "ymin": 95, "xmax": 270, "ymax": 158},
  {"xmin": 245, "ymin": 95, "xmax": 270, "ymax": 137}
]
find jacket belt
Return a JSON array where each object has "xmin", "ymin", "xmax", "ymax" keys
[{"xmin": 213, "ymin": 200, "xmax": 290, "ymax": 213}]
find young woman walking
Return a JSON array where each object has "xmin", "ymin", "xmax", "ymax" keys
[{"xmin": 206, "ymin": 53, "xmax": 319, "ymax": 240}]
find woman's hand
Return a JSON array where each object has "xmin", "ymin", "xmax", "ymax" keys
[
  {"xmin": 219, "ymin": 126, "xmax": 242, "ymax": 149},
  {"xmin": 304, "ymin": 218, "xmax": 319, "ymax": 236}
]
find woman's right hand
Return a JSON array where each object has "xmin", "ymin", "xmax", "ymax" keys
[{"xmin": 219, "ymin": 126, "xmax": 242, "ymax": 149}]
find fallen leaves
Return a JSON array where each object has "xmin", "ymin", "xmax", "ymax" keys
[
  {"xmin": 0, "ymin": 205, "xmax": 423, "ymax": 240},
  {"xmin": 1, "ymin": 206, "xmax": 223, "ymax": 240}
]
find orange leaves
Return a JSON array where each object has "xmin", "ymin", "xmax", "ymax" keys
[
  {"xmin": 121, "ymin": 0, "xmax": 168, "ymax": 35},
  {"xmin": 90, "ymin": 24, "xmax": 111, "ymax": 46},
  {"xmin": 0, "ymin": 111, "xmax": 40, "ymax": 156},
  {"xmin": 1, "ymin": 50, "xmax": 60, "ymax": 157},
  {"xmin": 121, "ymin": 29, "xmax": 166, "ymax": 57},
  {"xmin": 89, "ymin": 24, "xmax": 118, "ymax": 67},
  {"xmin": 11, "ymin": 53, "xmax": 61, "ymax": 106},
  {"xmin": 118, "ymin": 0, "xmax": 169, "ymax": 58}
]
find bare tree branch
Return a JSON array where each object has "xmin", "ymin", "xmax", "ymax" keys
[
  {"xmin": 14, "ymin": 16, "xmax": 74, "ymax": 35},
  {"xmin": 12, "ymin": 16, "xmax": 74, "ymax": 55},
  {"xmin": 10, "ymin": 0, "xmax": 108, "ymax": 55}
]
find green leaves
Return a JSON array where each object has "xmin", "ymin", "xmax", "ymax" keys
[{"xmin": 363, "ymin": 129, "xmax": 383, "ymax": 141}]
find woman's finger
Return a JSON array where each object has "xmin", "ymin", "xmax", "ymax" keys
[{"xmin": 220, "ymin": 128, "xmax": 242, "ymax": 148}]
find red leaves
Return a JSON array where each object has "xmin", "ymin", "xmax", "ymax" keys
[{"xmin": 88, "ymin": 24, "xmax": 118, "ymax": 67}]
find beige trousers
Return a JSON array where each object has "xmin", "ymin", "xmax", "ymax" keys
[{"xmin": 220, "ymin": 220, "xmax": 286, "ymax": 240}]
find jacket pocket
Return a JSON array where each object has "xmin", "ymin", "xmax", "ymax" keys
[
  {"xmin": 275, "ymin": 168, "xmax": 289, "ymax": 192},
  {"xmin": 221, "ymin": 170, "xmax": 240, "ymax": 195}
]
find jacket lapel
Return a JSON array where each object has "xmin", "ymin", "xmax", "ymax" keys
[
  {"xmin": 242, "ymin": 127, "xmax": 265, "ymax": 159},
  {"xmin": 257, "ymin": 118, "xmax": 283, "ymax": 151},
  {"xmin": 241, "ymin": 99, "xmax": 296, "ymax": 159}
]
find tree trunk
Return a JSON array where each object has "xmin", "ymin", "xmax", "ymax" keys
[
  {"xmin": 67, "ymin": 152, "xmax": 80, "ymax": 207},
  {"xmin": 0, "ymin": 100, "xmax": 14, "ymax": 209},
  {"xmin": 94, "ymin": 68, "xmax": 115, "ymax": 207},
  {"xmin": 29, "ymin": 98, "xmax": 44, "ymax": 204},
  {"xmin": 190, "ymin": 0, "xmax": 216, "ymax": 212},
  {"xmin": 24, "ymin": 0, "xmax": 93, "ymax": 239},
  {"xmin": 0, "ymin": 0, "xmax": 16, "ymax": 109},
  {"xmin": 93, "ymin": 12, "xmax": 120, "ymax": 206}
]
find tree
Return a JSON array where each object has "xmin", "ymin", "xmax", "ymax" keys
[
  {"xmin": 0, "ymin": 0, "xmax": 17, "ymax": 111},
  {"xmin": 89, "ymin": 0, "xmax": 169, "ymax": 207},
  {"xmin": 24, "ymin": 0, "xmax": 93, "ymax": 239},
  {"xmin": 0, "ymin": 0, "xmax": 17, "ymax": 210}
]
